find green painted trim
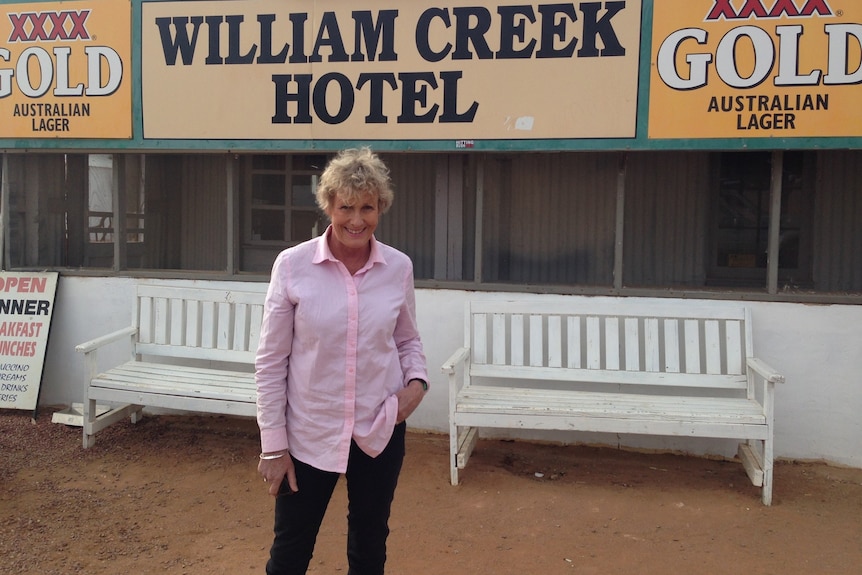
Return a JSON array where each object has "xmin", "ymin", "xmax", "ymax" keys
[
  {"xmin": 636, "ymin": 0, "xmax": 653, "ymax": 142},
  {"xmin": 1, "ymin": 136, "xmax": 860, "ymax": 152},
  {"xmin": 0, "ymin": 0, "xmax": 859, "ymax": 152},
  {"xmin": 132, "ymin": 0, "xmax": 143, "ymax": 143}
]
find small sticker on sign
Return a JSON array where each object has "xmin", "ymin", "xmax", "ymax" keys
[{"xmin": 515, "ymin": 117, "xmax": 535, "ymax": 131}]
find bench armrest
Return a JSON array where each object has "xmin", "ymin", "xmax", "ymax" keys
[
  {"xmin": 442, "ymin": 347, "xmax": 470, "ymax": 375},
  {"xmin": 746, "ymin": 357, "xmax": 785, "ymax": 384},
  {"xmin": 76, "ymin": 326, "xmax": 138, "ymax": 354}
]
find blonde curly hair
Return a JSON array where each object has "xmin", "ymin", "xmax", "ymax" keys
[{"xmin": 315, "ymin": 147, "xmax": 394, "ymax": 215}]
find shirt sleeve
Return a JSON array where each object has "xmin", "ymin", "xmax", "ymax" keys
[
  {"xmin": 393, "ymin": 261, "xmax": 429, "ymax": 387},
  {"xmin": 255, "ymin": 252, "xmax": 294, "ymax": 453}
]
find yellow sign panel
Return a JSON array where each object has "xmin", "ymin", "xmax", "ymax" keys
[
  {"xmin": 649, "ymin": 0, "xmax": 862, "ymax": 139},
  {"xmin": 0, "ymin": 0, "xmax": 132, "ymax": 138},
  {"xmin": 141, "ymin": 0, "xmax": 642, "ymax": 141}
]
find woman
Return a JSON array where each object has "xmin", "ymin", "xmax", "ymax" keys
[{"xmin": 255, "ymin": 147, "xmax": 429, "ymax": 575}]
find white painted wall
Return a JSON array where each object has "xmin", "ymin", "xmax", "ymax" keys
[{"xmin": 38, "ymin": 277, "xmax": 862, "ymax": 469}]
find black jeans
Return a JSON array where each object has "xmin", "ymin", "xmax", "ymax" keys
[{"xmin": 266, "ymin": 422, "xmax": 406, "ymax": 575}]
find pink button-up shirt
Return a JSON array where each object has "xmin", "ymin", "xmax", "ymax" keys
[{"xmin": 255, "ymin": 227, "xmax": 428, "ymax": 473}]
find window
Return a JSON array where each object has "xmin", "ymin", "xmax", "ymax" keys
[
  {"xmin": 241, "ymin": 155, "xmax": 327, "ymax": 272},
  {"xmin": 709, "ymin": 151, "xmax": 813, "ymax": 287},
  {"xmin": 246, "ymin": 155, "xmax": 326, "ymax": 243},
  {"xmin": 83, "ymin": 154, "xmax": 150, "ymax": 269},
  {"xmin": 5, "ymin": 148, "xmax": 860, "ymax": 301},
  {"xmin": 87, "ymin": 154, "xmax": 114, "ymax": 244},
  {"xmin": 29, "ymin": 153, "xmax": 226, "ymax": 271}
]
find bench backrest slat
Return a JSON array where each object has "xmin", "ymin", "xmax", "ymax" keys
[
  {"xmin": 567, "ymin": 317, "xmax": 582, "ymax": 368},
  {"xmin": 471, "ymin": 364, "xmax": 746, "ymax": 388},
  {"xmin": 548, "ymin": 315, "xmax": 562, "ymax": 368},
  {"xmin": 133, "ymin": 285, "xmax": 265, "ymax": 365},
  {"xmin": 643, "ymin": 318, "xmax": 658, "ymax": 371},
  {"xmin": 466, "ymin": 300, "xmax": 753, "ymax": 391}
]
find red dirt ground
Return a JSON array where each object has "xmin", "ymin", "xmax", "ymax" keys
[{"xmin": 1, "ymin": 409, "xmax": 861, "ymax": 574}]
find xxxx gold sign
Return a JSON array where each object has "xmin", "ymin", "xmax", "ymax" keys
[
  {"xmin": 649, "ymin": 0, "xmax": 862, "ymax": 139},
  {"xmin": 0, "ymin": 0, "xmax": 131, "ymax": 138}
]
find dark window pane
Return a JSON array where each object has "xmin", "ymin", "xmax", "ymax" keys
[
  {"xmin": 292, "ymin": 155, "xmax": 327, "ymax": 171},
  {"xmin": 291, "ymin": 211, "xmax": 321, "ymax": 242},
  {"xmin": 252, "ymin": 174, "xmax": 286, "ymax": 206},
  {"xmin": 716, "ymin": 152, "xmax": 805, "ymax": 271},
  {"xmin": 252, "ymin": 155, "xmax": 285, "ymax": 170},
  {"xmin": 252, "ymin": 210, "xmax": 284, "ymax": 241},
  {"xmin": 291, "ymin": 174, "xmax": 317, "ymax": 207},
  {"xmin": 717, "ymin": 153, "xmax": 770, "ymax": 269}
]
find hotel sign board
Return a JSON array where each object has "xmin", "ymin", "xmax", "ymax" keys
[
  {"xmin": 649, "ymin": 0, "xmax": 862, "ymax": 139},
  {"xmin": 0, "ymin": 0, "xmax": 132, "ymax": 138},
  {"xmin": 140, "ymin": 0, "xmax": 643, "ymax": 141}
]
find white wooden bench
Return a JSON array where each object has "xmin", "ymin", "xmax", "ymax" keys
[
  {"xmin": 76, "ymin": 284, "xmax": 265, "ymax": 448},
  {"xmin": 442, "ymin": 298, "xmax": 785, "ymax": 505}
]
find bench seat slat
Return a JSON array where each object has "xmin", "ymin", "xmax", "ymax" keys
[
  {"xmin": 455, "ymin": 386, "xmax": 766, "ymax": 423},
  {"xmin": 454, "ymin": 410, "xmax": 768, "ymax": 441},
  {"xmin": 89, "ymin": 387, "xmax": 257, "ymax": 418},
  {"xmin": 96, "ymin": 361, "xmax": 254, "ymax": 382},
  {"xmin": 91, "ymin": 362, "xmax": 255, "ymax": 401}
]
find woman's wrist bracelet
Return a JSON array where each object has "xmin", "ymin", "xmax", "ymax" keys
[{"xmin": 259, "ymin": 452, "xmax": 286, "ymax": 460}]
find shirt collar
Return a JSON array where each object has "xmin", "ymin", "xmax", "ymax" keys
[{"xmin": 312, "ymin": 225, "xmax": 387, "ymax": 269}]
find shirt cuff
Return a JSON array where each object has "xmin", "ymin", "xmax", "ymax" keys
[{"xmin": 260, "ymin": 427, "xmax": 289, "ymax": 454}]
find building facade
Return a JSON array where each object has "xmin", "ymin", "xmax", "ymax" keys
[{"xmin": 2, "ymin": 0, "xmax": 861, "ymax": 467}]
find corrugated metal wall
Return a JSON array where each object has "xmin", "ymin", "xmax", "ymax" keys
[
  {"xmin": 137, "ymin": 155, "xmax": 184, "ymax": 270},
  {"xmin": 814, "ymin": 150, "xmax": 862, "ymax": 291},
  {"xmin": 4, "ymin": 155, "xmax": 31, "ymax": 267},
  {"xmin": 4, "ymin": 155, "xmax": 65, "ymax": 268},
  {"xmin": 3, "ymin": 148, "xmax": 861, "ymax": 298},
  {"xmin": 624, "ymin": 151, "xmax": 711, "ymax": 287},
  {"xmin": 376, "ymin": 153, "xmax": 437, "ymax": 279},
  {"xmin": 181, "ymin": 155, "xmax": 228, "ymax": 271},
  {"xmin": 482, "ymin": 152, "xmax": 620, "ymax": 285}
]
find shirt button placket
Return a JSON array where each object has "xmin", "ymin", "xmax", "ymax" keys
[{"xmin": 342, "ymin": 278, "xmax": 359, "ymax": 457}]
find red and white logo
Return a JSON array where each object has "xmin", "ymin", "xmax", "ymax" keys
[
  {"xmin": 7, "ymin": 11, "xmax": 91, "ymax": 42},
  {"xmin": 705, "ymin": 0, "xmax": 833, "ymax": 21}
]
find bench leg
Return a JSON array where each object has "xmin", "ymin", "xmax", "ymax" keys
[
  {"xmin": 81, "ymin": 400, "xmax": 144, "ymax": 449},
  {"xmin": 450, "ymin": 424, "xmax": 479, "ymax": 486},
  {"xmin": 761, "ymin": 463, "xmax": 773, "ymax": 506},
  {"xmin": 761, "ymin": 434, "xmax": 774, "ymax": 506},
  {"xmin": 82, "ymin": 397, "xmax": 97, "ymax": 449},
  {"xmin": 450, "ymin": 422, "xmax": 460, "ymax": 485},
  {"xmin": 738, "ymin": 438, "xmax": 773, "ymax": 506}
]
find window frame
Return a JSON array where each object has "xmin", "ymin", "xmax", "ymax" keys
[
  {"xmin": 242, "ymin": 154, "xmax": 327, "ymax": 248},
  {"xmin": 707, "ymin": 150, "xmax": 815, "ymax": 289}
]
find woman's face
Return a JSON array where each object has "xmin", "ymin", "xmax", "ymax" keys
[{"xmin": 327, "ymin": 190, "xmax": 379, "ymax": 252}]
